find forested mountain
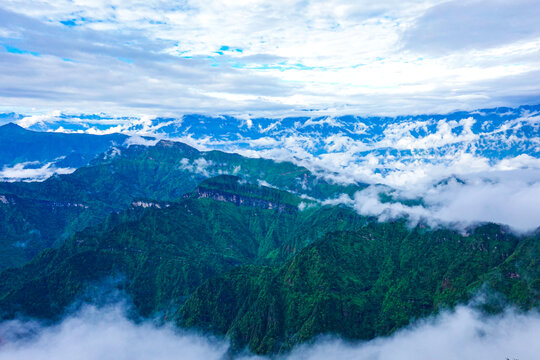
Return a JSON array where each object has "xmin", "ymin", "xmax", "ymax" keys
[
  {"xmin": 0, "ymin": 139, "xmax": 364, "ymax": 269},
  {"xmin": 0, "ymin": 127, "xmax": 538, "ymax": 357},
  {"xmin": 180, "ymin": 224, "xmax": 539, "ymax": 354},
  {"xmin": 0, "ymin": 176, "xmax": 367, "ymax": 320},
  {"xmin": 0, "ymin": 173, "xmax": 538, "ymax": 355}
]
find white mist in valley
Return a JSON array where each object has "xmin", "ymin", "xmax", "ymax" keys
[{"xmin": 1, "ymin": 304, "xmax": 539, "ymax": 360}]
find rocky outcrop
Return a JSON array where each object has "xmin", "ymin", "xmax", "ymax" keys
[
  {"xmin": 190, "ymin": 187, "xmax": 297, "ymax": 213},
  {"xmin": 0, "ymin": 193, "xmax": 88, "ymax": 208},
  {"xmin": 131, "ymin": 200, "xmax": 171, "ymax": 209}
]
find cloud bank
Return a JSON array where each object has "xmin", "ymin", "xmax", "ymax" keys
[
  {"xmin": 0, "ymin": 305, "xmax": 228, "ymax": 360},
  {"xmin": 349, "ymin": 167, "xmax": 540, "ymax": 233},
  {"xmin": 1, "ymin": 0, "xmax": 540, "ymax": 115},
  {"xmin": 0, "ymin": 304, "xmax": 538, "ymax": 360},
  {"xmin": 275, "ymin": 306, "xmax": 540, "ymax": 360}
]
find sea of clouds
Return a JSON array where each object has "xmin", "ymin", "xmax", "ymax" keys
[
  {"xmin": 5, "ymin": 105, "xmax": 538, "ymax": 233},
  {"xmin": 0, "ymin": 302, "xmax": 538, "ymax": 360}
]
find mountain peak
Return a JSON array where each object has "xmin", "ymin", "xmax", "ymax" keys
[
  {"xmin": 0, "ymin": 122, "xmax": 28, "ymax": 133},
  {"xmin": 155, "ymin": 139, "xmax": 199, "ymax": 155}
]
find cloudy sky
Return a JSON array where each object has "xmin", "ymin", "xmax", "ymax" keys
[{"xmin": 1, "ymin": 0, "xmax": 540, "ymax": 116}]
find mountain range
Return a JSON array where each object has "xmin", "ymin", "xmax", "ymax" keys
[{"xmin": 0, "ymin": 120, "xmax": 538, "ymax": 355}]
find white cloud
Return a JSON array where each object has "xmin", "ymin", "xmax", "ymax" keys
[
  {"xmin": 0, "ymin": 161, "xmax": 75, "ymax": 182},
  {"xmin": 347, "ymin": 166, "xmax": 540, "ymax": 233},
  {"xmin": 403, "ymin": 0, "xmax": 540, "ymax": 54},
  {"xmin": 0, "ymin": 1, "xmax": 539, "ymax": 115},
  {"xmin": 3, "ymin": 106, "xmax": 539, "ymax": 232},
  {"xmin": 1, "ymin": 304, "xmax": 538, "ymax": 360},
  {"xmin": 124, "ymin": 135, "xmax": 160, "ymax": 147},
  {"xmin": 177, "ymin": 158, "xmax": 216, "ymax": 177},
  {"xmin": 15, "ymin": 111, "xmax": 62, "ymax": 128},
  {"xmin": 0, "ymin": 305, "xmax": 228, "ymax": 360},
  {"xmin": 257, "ymin": 179, "xmax": 277, "ymax": 189},
  {"xmin": 272, "ymin": 307, "xmax": 540, "ymax": 360}
]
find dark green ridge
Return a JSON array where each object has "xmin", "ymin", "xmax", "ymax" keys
[
  {"xmin": 0, "ymin": 172, "xmax": 537, "ymax": 355},
  {"xmin": 0, "ymin": 139, "xmax": 366, "ymax": 269},
  {"xmin": 179, "ymin": 223, "xmax": 539, "ymax": 355},
  {"xmin": 0, "ymin": 176, "xmax": 366, "ymax": 320}
]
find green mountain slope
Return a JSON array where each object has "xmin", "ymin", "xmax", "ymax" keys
[
  {"xmin": 0, "ymin": 193, "xmax": 89, "ymax": 269},
  {"xmin": 0, "ymin": 176, "xmax": 366, "ymax": 319},
  {"xmin": 0, "ymin": 174, "xmax": 537, "ymax": 356},
  {"xmin": 0, "ymin": 140, "xmax": 365, "ymax": 269},
  {"xmin": 179, "ymin": 223, "xmax": 540, "ymax": 354}
]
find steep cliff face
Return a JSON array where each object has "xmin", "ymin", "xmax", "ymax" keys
[
  {"xmin": 0, "ymin": 193, "xmax": 88, "ymax": 209},
  {"xmin": 188, "ymin": 176, "xmax": 300, "ymax": 214},
  {"xmin": 131, "ymin": 200, "xmax": 171, "ymax": 209},
  {"xmin": 193, "ymin": 187, "xmax": 297, "ymax": 213}
]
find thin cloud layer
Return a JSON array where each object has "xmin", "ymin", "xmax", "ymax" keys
[
  {"xmin": 0, "ymin": 161, "xmax": 75, "ymax": 182},
  {"xmin": 1, "ymin": 304, "xmax": 538, "ymax": 360},
  {"xmin": 403, "ymin": 0, "xmax": 540, "ymax": 53}
]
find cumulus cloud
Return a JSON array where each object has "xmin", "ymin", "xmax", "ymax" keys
[
  {"xmin": 124, "ymin": 135, "xmax": 160, "ymax": 147},
  {"xmin": 1, "ymin": 303, "xmax": 538, "ymax": 360},
  {"xmin": 351, "ymin": 171, "xmax": 540, "ymax": 233}
]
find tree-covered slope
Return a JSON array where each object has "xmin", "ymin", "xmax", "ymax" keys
[
  {"xmin": 0, "ymin": 173, "xmax": 538, "ymax": 356},
  {"xmin": 0, "ymin": 139, "xmax": 365, "ymax": 269},
  {"xmin": 0, "ymin": 176, "xmax": 366, "ymax": 319},
  {"xmin": 179, "ymin": 223, "xmax": 540, "ymax": 354},
  {"xmin": 0, "ymin": 193, "xmax": 89, "ymax": 269}
]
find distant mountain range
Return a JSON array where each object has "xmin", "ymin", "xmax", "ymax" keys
[
  {"xmin": 3, "ymin": 104, "xmax": 539, "ymax": 163},
  {"xmin": 0, "ymin": 122, "xmax": 128, "ymax": 169},
  {"xmin": 0, "ymin": 122, "xmax": 538, "ymax": 355}
]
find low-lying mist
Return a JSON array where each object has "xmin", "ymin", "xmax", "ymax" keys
[{"xmin": 1, "ymin": 303, "xmax": 538, "ymax": 360}]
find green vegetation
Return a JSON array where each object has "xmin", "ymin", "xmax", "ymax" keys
[
  {"xmin": 0, "ymin": 174, "xmax": 537, "ymax": 355},
  {"xmin": 0, "ymin": 133, "xmax": 537, "ymax": 356},
  {"xmin": 0, "ymin": 140, "xmax": 364, "ymax": 269},
  {"xmin": 179, "ymin": 223, "xmax": 539, "ymax": 354},
  {"xmin": 0, "ymin": 177, "xmax": 366, "ymax": 320}
]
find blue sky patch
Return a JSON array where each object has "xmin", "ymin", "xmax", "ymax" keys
[{"xmin": 2, "ymin": 44, "xmax": 40, "ymax": 56}]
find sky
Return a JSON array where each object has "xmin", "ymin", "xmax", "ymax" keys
[{"xmin": 1, "ymin": 0, "xmax": 540, "ymax": 117}]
